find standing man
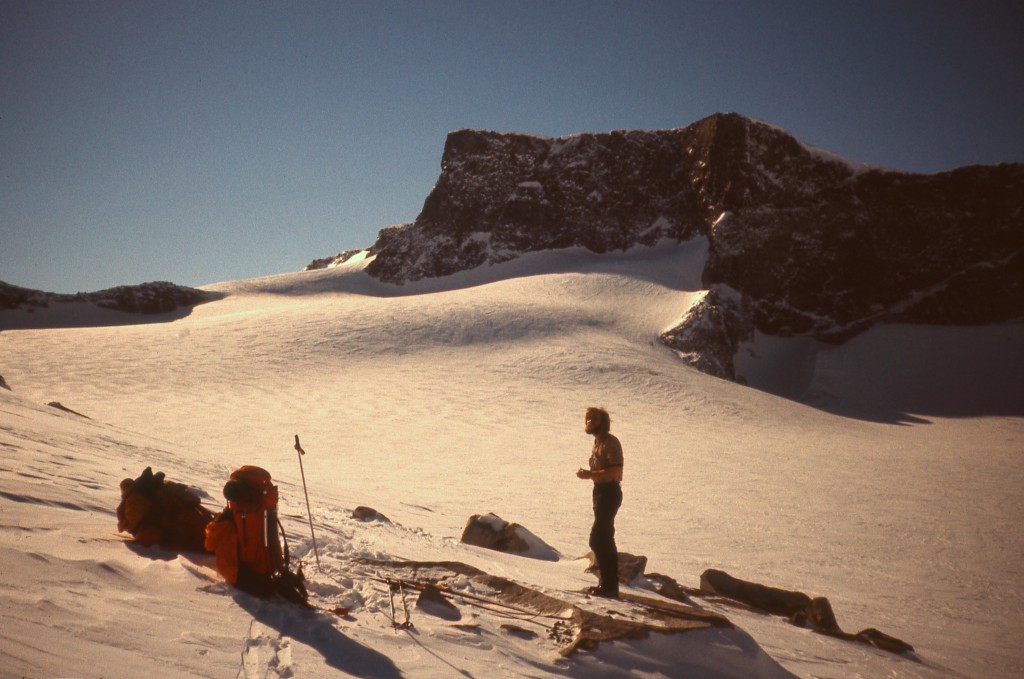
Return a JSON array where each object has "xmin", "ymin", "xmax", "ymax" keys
[{"xmin": 577, "ymin": 406, "xmax": 623, "ymax": 598}]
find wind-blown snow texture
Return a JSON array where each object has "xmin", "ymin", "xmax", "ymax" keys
[
  {"xmin": 312, "ymin": 113, "xmax": 1023, "ymax": 382},
  {"xmin": 2, "ymin": 241, "xmax": 1022, "ymax": 678}
]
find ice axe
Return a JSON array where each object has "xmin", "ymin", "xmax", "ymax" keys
[{"xmin": 294, "ymin": 434, "xmax": 322, "ymax": 573}]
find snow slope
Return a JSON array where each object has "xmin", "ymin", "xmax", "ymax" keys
[{"xmin": 1, "ymin": 239, "xmax": 1021, "ymax": 678}]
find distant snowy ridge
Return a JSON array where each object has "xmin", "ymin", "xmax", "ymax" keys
[
  {"xmin": 311, "ymin": 112, "xmax": 1024, "ymax": 380},
  {"xmin": 0, "ymin": 280, "xmax": 220, "ymax": 329}
]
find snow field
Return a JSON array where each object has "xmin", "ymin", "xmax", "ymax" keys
[{"xmin": 1, "ymin": 240, "xmax": 1021, "ymax": 677}]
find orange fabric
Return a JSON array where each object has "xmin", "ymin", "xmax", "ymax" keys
[
  {"xmin": 117, "ymin": 479, "xmax": 213, "ymax": 551},
  {"xmin": 205, "ymin": 517, "xmax": 239, "ymax": 584},
  {"xmin": 230, "ymin": 466, "xmax": 279, "ymax": 510},
  {"xmin": 202, "ymin": 467, "xmax": 287, "ymax": 589},
  {"xmin": 234, "ymin": 509, "xmax": 262, "ymax": 573},
  {"xmin": 133, "ymin": 524, "xmax": 162, "ymax": 547},
  {"xmin": 226, "ymin": 467, "xmax": 284, "ymax": 575},
  {"xmin": 162, "ymin": 504, "xmax": 215, "ymax": 552},
  {"xmin": 117, "ymin": 492, "xmax": 152, "ymax": 534}
]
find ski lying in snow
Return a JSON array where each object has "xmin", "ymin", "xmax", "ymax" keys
[
  {"xmin": 570, "ymin": 588, "xmax": 731, "ymax": 627},
  {"xmin": 362, "ymin": 572, "xmax": 563, "ymax": 622}
]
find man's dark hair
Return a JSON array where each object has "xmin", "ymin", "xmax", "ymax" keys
[{"xmin": 586, "ymin": 407, "xmax": 611, "ymax": 435}]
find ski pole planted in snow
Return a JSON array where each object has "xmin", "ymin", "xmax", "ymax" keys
[{"xmin": 294, "ymin": 434, "xmax": 322, "ymax": 573}]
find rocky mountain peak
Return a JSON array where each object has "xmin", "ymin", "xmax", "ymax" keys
[
  {"xmin": 312, "ymin": 113, "xmax": 1023, "ymax": 382},
  {"xmin": 681, "ymin": 112, "xmax": 865, "ymax": 212},
  {"xmin": 361, "ymin": 113, "xmax": 872, "ymax": 286}
]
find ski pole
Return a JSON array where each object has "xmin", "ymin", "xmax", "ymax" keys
[{"xmin": 293, "ymin": 434, "xmax": 322, "ymax": 573}]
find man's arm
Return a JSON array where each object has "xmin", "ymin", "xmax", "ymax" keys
[{"xmin": 576, "ymin": 465, "xmax": 623, "ymax": 483}]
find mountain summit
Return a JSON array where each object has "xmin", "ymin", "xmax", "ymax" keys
[{"xmin": 314, "ymin": 113, "xmax": 1023, "ymax": 380}]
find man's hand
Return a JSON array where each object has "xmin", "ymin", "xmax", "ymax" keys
[{"xmin": 576, "ymin": 468, "xmax": 593, "ymax": 480}]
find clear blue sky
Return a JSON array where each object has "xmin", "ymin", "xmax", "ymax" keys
[{"xmin": 3, "ymin": 0, "xmax": 1022, "ymax": 293}]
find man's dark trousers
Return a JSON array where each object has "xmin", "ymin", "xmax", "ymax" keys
[{"xmin": 590, "ymin": 481, "xmax": 622, "ymax": 594}]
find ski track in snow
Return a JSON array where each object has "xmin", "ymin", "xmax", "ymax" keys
[{"xmin": 1, "ymin": 241, "xmax": 1022, "ymax": 678}]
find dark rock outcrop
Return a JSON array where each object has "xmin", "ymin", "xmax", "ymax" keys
[
  {"xmin": 701, "ymin": 162, "xmax": 1024, "ymax": 343},
  {"xmin": 46, "ymin": 402, "xmax": 90, "ymax": 419},
  {"xmin": 0, "ymin": 280, "xmax": 222, "ymax": 330},
  {"xmin": 319, "ymin": 113, "xmax": 1023, "ymax": 380},
  {"xmin": 585, "ymin": 551, "xmax": 649, "ymax": 585},
  {"xmin": 644, "ymin": 572, "xmax": 701, "ymax": 604},
  {"xmin": 92, "ymin": 281, "xmax": 215, "ymax": 315},
  {"xmin": 351, "ymin": 506, "xmax": 391, "ymax": 523},
  {"xmin": 658, "ymin": 286, "xmax": 754, "ymax": 382},
  {"xmin": 700, "ymin": 568, "xmax": 812, "ymax": 617},
  {"xmin": 0, "ymin": 280, "xmax": 218, "ymax": 315},
  {"xmin": 364, "ymin": 123, "xmax": 715, "ymax": 284},
  {"xmin": 700, "ymin": 568, "xmax": 915, "ymax": 655}
]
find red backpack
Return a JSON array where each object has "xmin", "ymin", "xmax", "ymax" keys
[
  {"xmin": 207, "ymin": 466, "xmax": 308, "ymax": 605},
  {"xmin": 223, "ymin": 466, "xmax": 286, "ymax": 576}
]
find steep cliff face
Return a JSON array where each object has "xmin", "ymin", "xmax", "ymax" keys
[
  {"xmin": 330, "ymin": 113, "xmax": 1023, "ymax": 381},
  {"xmin": 702, "ymin": 163, "xmax": 1024, "ymax": 340},
  {"xmin": 363, "ymin": 113, "xmax": 869, "ymax": 286},
  {"xmin": 366, "ymin": 128, "xmax": 696, "ymax": 284}
]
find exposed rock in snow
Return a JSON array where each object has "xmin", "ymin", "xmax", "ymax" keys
[
  {"xmin": 584, "ymin": 550, "xmax": 649, "ymax": 585},
  {"xmin": 358, "ymin": 113, "xmax": 877, "ymax": 286},
  {"xmin": 304, "ymin": 248, "xmax": 372, "ymax": 270},
  {"xmin": 461, "ymin": 513, "xmax": 560, "ymax": 561},
  {"xmin": 351, "ymin": 506, "xmax": 391, "ymax": 523},
  {"xmin": 702, "ymin": 163, "xmax": 1024, "ymax": 342},
  {"xmin": 0, "ymin": 280, "xmax": 221, "ymax": 329},
  {"xmin": 46, "ymin": 401, "xmax": 90, "ymax": 419},
  {"xmin": 700, "ymin": 569, "xmax": 916, "ymax": 656},
  {"xmin": 660, "ymin": 286, "xmax": 754, "ymax": 381}
]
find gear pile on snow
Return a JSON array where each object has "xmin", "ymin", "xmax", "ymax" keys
[
  {"xmin": 116, "ymin": 465, "xmax": 308, "ymax": 607},
  {"xmin": 116, "ymin": 467, "xmax": 213, "ymax": 552}
]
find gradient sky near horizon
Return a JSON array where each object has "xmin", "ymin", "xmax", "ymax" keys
[{"xmin": 3, "ymin": 0, "xmax": 1023, "ymax": 294}]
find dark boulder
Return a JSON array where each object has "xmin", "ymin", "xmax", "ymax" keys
[
  {"xmin": 460, "ymin": 513, "xmax": 559, "ymax": 561},
  {"xmin": 585, "ymin": 551, "xmax": 649, "ymax": 585},
  {"xmin": 351, "ymin": 506, "xmax": 391, "ymax": 523}
]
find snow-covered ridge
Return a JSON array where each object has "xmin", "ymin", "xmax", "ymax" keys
[{"xmin": 0, "ymin": 280, "xmax": 221, "ymax": 330}]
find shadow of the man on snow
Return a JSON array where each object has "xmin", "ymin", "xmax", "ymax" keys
[{"xmin": 235, "ymin": 593, "xmax": 403, "ymax": 679}]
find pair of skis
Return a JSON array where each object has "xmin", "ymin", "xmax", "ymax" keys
[{"xmin": 387, "ymin": 577, "xmax": 414, "ymax": 629}]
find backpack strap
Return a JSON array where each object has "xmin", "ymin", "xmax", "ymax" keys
[{"xmin": 276, "ymin": 516, "xmax": 290, "ymax": 571}]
